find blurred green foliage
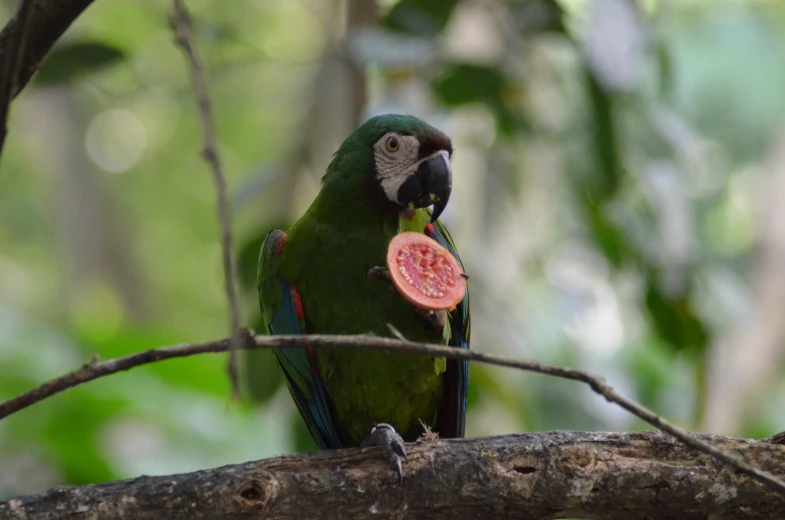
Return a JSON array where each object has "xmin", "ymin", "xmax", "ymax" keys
[
  {"xmin": 2, "ymin": 0, "xmax": 785, "ymax": 502},
  {"xmin": 34, "ymin": 42, "xmax": 126, "ymax": 86},
  {"xmin": 385, "ymin": 0, "xmax": 459, "ymax": 37}
]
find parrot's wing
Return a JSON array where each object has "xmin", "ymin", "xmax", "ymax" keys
[
  {"xmin": 425, "ymin": 214, "xmax": 470, "ymax": 438},
  {"xmin": 258, "ymin": 230, "xmax": 343, "ymax": 449}
]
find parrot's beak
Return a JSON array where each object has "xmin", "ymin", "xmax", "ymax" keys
[
  {"xmin": 395, "ymin": 151, "xmax": 452, "ymax": 222},
  {"xmin": 418, "ymin": 151, "xmax": 452, "ymax": 222}
]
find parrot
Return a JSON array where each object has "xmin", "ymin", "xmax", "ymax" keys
[{"xmin": 257, "ymin": 114, "xmax": 470, "ymax": 482}]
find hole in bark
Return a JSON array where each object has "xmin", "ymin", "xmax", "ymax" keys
[
  {"xmin": 237, "ymin": 480, "xmax": 268, "ymax": 507},
  {"xmin": 513, "ymin": 466, "xmax": 536, "ymax": 474},
  {"xmin": 241, "ymin": 487, "xmax": 261, "ymax": 501}
]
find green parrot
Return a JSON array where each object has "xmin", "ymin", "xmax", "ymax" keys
[{"xmin": 257, "ymin": 114, "xmax": 470, "ymax": 481}]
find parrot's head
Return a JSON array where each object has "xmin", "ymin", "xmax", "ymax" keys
[{"xmin": 326, "ymin": 114, "xmax": 454, "ymax": 222}]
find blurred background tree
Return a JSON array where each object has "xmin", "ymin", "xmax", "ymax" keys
[{"xmin": 2, "ymin": 0, "xmax": 785, "ymax": 500}]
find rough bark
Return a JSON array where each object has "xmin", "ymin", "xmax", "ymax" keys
[{"xmin": 1, "ymin": 431, "xmax": 784, "ymax": 519}]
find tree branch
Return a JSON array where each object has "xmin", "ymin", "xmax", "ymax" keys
[
  {"xmin": 0, "ymin": 0, "xmax": 33, "ymax": 160},
  {"xmin": 0, "ymin": 0, "xmax": 95, "ymax": 99},
  {"xmin": 2, "ymin": 431, "xmax": 784, "ymax": 519},
  {"xmin": 169, "ymin": 0, "xmax": 243, "ymax": 396},
  {"xmin": 1, "ymin": 332, "xmax": 785, "ymax": 495},
  {"xmin": 0, "ymin": 0, "xmax": 97, "ymax": 160}
]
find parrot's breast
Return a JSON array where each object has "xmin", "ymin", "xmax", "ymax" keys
[{"xmin": 282, "ymin": 218, "xmax": 447, "ymax": 446}]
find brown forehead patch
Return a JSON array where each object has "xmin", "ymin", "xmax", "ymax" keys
[{"xmin": 416, "ymin": 128, "xmax": 453, "ymax": 160}]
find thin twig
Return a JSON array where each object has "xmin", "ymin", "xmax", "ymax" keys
[
  {"xmin": 170, "ymin": 0, "xmax": 243, "ymax": 396},
  {"xmin": 1, "ymin": 332, "xmax": 784, "ymax": 495},
  {"xmin": 0, "ymin": 0, "xmax": 34, "ymax": 161}
]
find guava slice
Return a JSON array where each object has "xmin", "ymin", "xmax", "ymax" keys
[{"xmin": 386, "ymin": 231, "xmax": 466, "ymax": 311}]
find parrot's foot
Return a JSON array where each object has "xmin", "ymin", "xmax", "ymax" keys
[{"xmin": 361, "ymin": 423, "xmax": 407, "ymax": 485}]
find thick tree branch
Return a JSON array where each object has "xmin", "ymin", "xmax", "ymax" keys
[
  {"xmin": 0, "ymin": 0, "xmax": 96, "ymax": 159},
  {"xmin": 1, "ymin": 431, "xmax": 784, "ymax": 519},
  {"xmin": 0, "ymin": 0, "xmax": 94, "ymax": 99},
  {"xmin": 0, "ymin": 0, "xmax": 33, "ymax": 159},
  {"xmin": 170, "ymin": 0, "xmax": 243, "ymax": 396},
  {"xmin": 1, "ymin": 332, "xmax": 785, "ymax": 495}
]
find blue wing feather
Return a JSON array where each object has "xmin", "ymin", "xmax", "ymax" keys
[
  {"xmin": 258, "ymin": 230, "xmax": 344, "ymax": 449},
  {"xmin": 425, "ymin": 213, "xmax": 470, "ymax": 438}
]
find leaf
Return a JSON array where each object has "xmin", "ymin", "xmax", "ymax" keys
[
  {"xmin": 585, "ymin": 68, "xmax": 621, "ymax": 198},
  {"xmin": 432, "ymin": 64, "xmax": 504, "ymax": 106},
  {"xmin": 384, "ymin": 0, "xmax": 460, "ymax": 38},
  {"xmin": 35, "ymin": 42, "xmax": 125, "ymax": 86},
  {"xmin": 643, "ymin": 275, "xmax": 709, "ymax": 355},
  {"xmin": 431, "ymin": 64, "xmax": 528, "ymax": 136},
  {"xmin": 584, "ymin": 202, "xmax": 626, "ymax": 268}
]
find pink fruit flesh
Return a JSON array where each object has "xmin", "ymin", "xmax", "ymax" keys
[{"xmin": 386, "ymin": 232, "xmax": 466, "ymax": 311}]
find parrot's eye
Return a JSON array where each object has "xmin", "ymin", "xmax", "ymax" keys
[{"xmin": 385, "ymin": 137, "xmax": 399, "ymax": 153}]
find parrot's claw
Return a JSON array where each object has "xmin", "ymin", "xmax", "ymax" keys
[
  {"xmin": 362, "ymin": 423, "xmax": 408, "ymax": 485},
  {"xmin": 368, "ymin": 266, "xmax": 392, "ymax": 282}
]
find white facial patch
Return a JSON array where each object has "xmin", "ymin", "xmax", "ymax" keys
[{"xmin": 373, "ymin": 133, "xmax": 420, "ymax": 203}]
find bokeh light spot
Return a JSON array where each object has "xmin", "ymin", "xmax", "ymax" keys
[{"xmin": 86, "ymin": 109, "xmax": 147, "ymax": 173}]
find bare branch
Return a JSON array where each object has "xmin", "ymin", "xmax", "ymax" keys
[
  {"xmin": 1, "ymin": 332, "xmax": 784, "ymax": 495},
  {"xmin": 0, "ymin": 0, "xmax": 96, "ymax": 100},
  {"xmin": 0, "ymin": 0, "xmax": 97, "ymax": 93},
  {"xmin": 169, "ymin": 0, "xmax": 243, "ymax": 396},
  {"xmin": 0, "ymin": 0, "xmax": 99, "ymax": 161},
  {"xmin": 2, "ymin": 431, "xmax": 785, "ymax": 519}
]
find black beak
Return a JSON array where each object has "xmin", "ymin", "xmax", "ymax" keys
[{"xmin": 395, "ymin": 152, "xmax": 452, "ymax": 222}]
